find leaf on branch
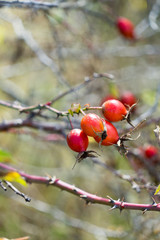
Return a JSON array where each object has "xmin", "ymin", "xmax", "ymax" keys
[
  {"xmin": 68, "ymin": 103, "xmax": 81, "ymax": 116},
  {"xmin": 0, "ymin": 149, "xmax": 12, "ymax": 163},
  {"xmin": 154, "ymin": 184, "xmax": 160, "ymax": 195},
  {"xmin": 1, "ymin": 172, "xmax": 27, "ymax": 186}
]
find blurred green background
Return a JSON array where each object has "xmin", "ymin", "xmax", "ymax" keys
[{"xmin": 0, "ymin": 1, "xmax": 160, "ymax": 240}]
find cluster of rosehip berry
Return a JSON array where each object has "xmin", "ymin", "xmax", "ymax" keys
[
  {"xmin": 67, "ymin": 96, "xmax": 136, "ymax": 166},
  {"xmin": 101, "ymin": 91, "xmax": 137, "ymax": 113}
]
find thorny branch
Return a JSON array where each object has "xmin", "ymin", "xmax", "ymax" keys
[{"xmin": 0, "ymin": 162, "xmax": 159, "ymax": 212}]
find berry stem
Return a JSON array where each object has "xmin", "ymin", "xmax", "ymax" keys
[
  {"xmin": 80, "ymin": 109, "xmax": 86, "ymax": 116},
  {"xmin": 83, "ymin": 106, "xmax": 102, "ymax": 111},
  {"xmin": 67, "ymin": 115, "xmax": 74, "ymax": 129}
]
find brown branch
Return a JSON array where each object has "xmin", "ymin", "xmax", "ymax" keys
[
  {"xmin": 0, "ymin": 162, "xmax": 160, "ymax": 212},
  {"xmin": 0, "ymin": 118, "xmax": 68, "ymax": 135}
]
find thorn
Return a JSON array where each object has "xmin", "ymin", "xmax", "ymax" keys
[
  {"xmin": 80, "ymin": 194, "xmax": 88, "ymax": 199},
  {"xmin": 119, "ymin": 197, "xmax": 125, "ymax": 213},
  {"xmin": 72, "ymin": 186, "xmax": 78, "ymax": 193},
  {"xmin": 107, "ymin": 195, "xmax": 115, "ymax": 203},
  {"xmin": 142, "ymin": 208, "xmax": 148, "ymax": 214},
  {"xmin": 119, "ymin": 208, "xmax": 123, "ymax": 213},
  {"xmin": 0, "ymin": 181, "xmax": 7, "ymax": 191},
  {"xmin": 85, "ymin": 200, "xmax": 91, "ymax": 205},
  {"xmin": 151, "ymin": 197, "xmax": 157, "ymax": 206},
  {"xmin": 109, "ymin": 205, "xmax": 118, "ymax": 211},
  {"xmin": 49, "ymin": 176, "xmax": 57, "ymax": 184}
]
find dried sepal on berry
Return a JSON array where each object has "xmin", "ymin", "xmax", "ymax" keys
[{"xmin": 72, "ymin": 150, "xmax": 100, "ymax": 169}]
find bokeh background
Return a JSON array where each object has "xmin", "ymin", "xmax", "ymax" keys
[{"xmin": 0, "ymin": 1, "xmax": 160, "ymax": 239}]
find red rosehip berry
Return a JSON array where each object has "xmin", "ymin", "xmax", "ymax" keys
[
  {"xmin": 102, "ymin": 99, "xmax": 127, "ymax": 122},
  {"xmin": 120, "ymin": 91, "xmax": 137, "ymax": 107},
  {"xmin": 144, "ymin": 145, "xmax": 158, "ymax": 159},
  {"xmin": 117, "ymin": 17, "xmax": 136, "ymax": 40},
  {"xmin": 81, "ymin": 113, "xmax": 104, "ymax": 137},
  {"xmin": 94, "ymin": 120, "xmax": 119, "ymax": 146},
  {"xmin": 67, "ymin": 129, "xmax": 89, "ymax": 152}
]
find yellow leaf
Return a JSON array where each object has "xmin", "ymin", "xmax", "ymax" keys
[
  {"xmin": 2, "ymin": 172, "xmax": 27, "ymax": 186},
  {"xmin": 154, "ymin": 184, "xmax": 160, "ymax": 195}
]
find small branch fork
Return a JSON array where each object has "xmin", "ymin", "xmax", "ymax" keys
[
  {"xmin": 0, "ymin": 163, "xmax": 160, "ymax": 212},
  {"xmin": 0, "ymin": 179, "xmax": 31, "ymax": 202}
]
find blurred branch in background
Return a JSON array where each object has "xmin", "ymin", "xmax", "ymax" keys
[
  {"xmin": 13, "ymin": 197, "xmax": 127, "ymax": 240},
  {"xmin": 0, "ymin": 11, "xmax": 69, "ymax": 87}
]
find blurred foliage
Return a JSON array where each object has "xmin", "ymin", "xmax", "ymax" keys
[{"xmin": 0, "ymin": 0, "xmax": 160, "ymax": 240}]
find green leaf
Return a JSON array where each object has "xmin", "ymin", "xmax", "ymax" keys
[
  {"xmin": 0, "ymin": 149, "xmax": 12, "ymax": 163},
  {"xmin": 68, "ymin": 109, "xmax": 74, "ymax": 116}
]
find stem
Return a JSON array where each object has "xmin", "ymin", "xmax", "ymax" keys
[
  {"xmin": 67, "ymin": 115, "xmax": 74, "ymax": 129},
  {"xmin": 80, "ymin": 108, "xmax": 86, "ymax": 116},
  {"xmin": 0, "ymin": 163, "xmax": 160, "ymax": 212},
  {"xmin": 83, "ymin": 106, "xmax": 102, "ymax": 111}
]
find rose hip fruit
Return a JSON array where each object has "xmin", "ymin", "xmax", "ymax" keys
[
  {"xmin": 81, "ymin": 113, "xmax": 104, "ymax": 137},
  {"xmin": 94, "ymin": 120, "xmax": 119, "ymax": 146},
  {"xmin": 120, "ymin": 91, "xmax": 137, "ymax": 108},
  {"xmin": 67, "ymin": 129, "xmax": 89, "ymax": 152},
  {"xmin": 117, "ymin": 17, "xmax": 135, "ymax": 40},
  {"xmin": 102, "ymin": 99, "xmax": 127, "ymax": 122},
  {"xmin": 144, "ymin": 145, "xmax": 158, "ymax": 160}
]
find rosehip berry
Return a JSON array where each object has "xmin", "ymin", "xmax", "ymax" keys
[
  {"xmin": 144, "ymin": 145, "xmax": 158, "ymax": 159},
  {"xmin": 102, "ymin": 99, "xmax": 127, "ymax": 122},
  {"xmin": 117, "ymin": 17, "xmax": 135, "ymax": 40},
  {"xmin": 81, "ymin": 113, "xmax": 104, "ymax": 137},
  {"xmin": 94, "ymin": 120, "xmax": 119, "ymax": 146},
  {"xmin": 135, "ymin": 145, "xmax": 160, "ymax": 167},
  {"xmin": 120, "ymin": 91, "xmax": 137, "ymax": 108},
  {"xmin": 67, "ymin": 129, "xmax": 89, "ymax": 152}
]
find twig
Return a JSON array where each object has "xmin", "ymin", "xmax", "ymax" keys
[
  {"xmin": 0, "ymin": 162, "xmax": 160, "ymax": 212},
  {"xmin": 148, "ymin": 0, "xmax": 160, "ymax": 31},
  {"xmin": 50, "ymin": 72, "xmax": 114, "ymax": 104},
  {"xmin": 0, "ymin": 180, "xmax": 7, "ymax": 191},
  {"xmin": 3, "ymin": 180, "xmax": 31, "ymax": 202},
  {"xmin": 91, "ymin": 158, "xmax": 149, "ymax": 193}
]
